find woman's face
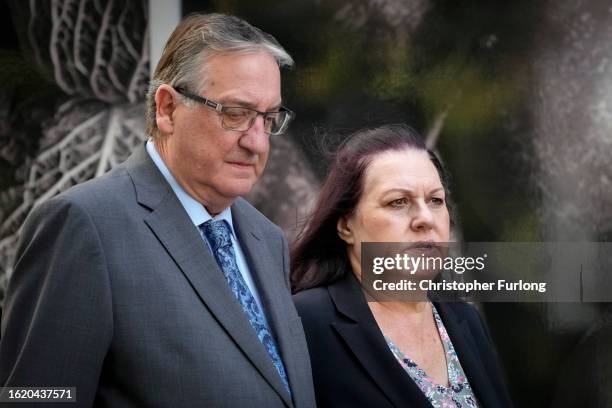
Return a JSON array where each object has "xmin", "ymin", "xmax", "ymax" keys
[{"xmin": 337, "ymin": 148, "xmax": 450, "ymax": 275}]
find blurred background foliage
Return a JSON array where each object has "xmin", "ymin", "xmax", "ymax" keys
[{"xmin": 189, "ymin": 0, "xmax": 543, "ymax": 241}]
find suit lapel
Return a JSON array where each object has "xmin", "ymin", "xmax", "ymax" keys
[
  {"xmin": 125, "ymin": 146, "xmax": 292, "ymax": 407},
  {"xmin": 231, "ymin": 200, "xmax": 298, "ymax": 407},
  {"xmin": 328, "ymin": 274, "xmax": 432, "ymax": 408},
  {"xmin": 435, "ymin": 303, "xmax": 501, "ymax": 407}
]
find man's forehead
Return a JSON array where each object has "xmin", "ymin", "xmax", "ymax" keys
[
  {"xmin": 201, "ymin": 51, "xmax": 281, "ymax": 82},
  {"xmin": 198, "ymin": 52, "xmax": 283, "ymax": 108}
]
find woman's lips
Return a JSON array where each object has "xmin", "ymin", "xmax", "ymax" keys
[{"xmin": 403, "ymin": 241, "xmax": 442, "ymax": 256}]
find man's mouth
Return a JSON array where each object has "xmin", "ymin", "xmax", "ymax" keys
[{"xmin": 228, "ymin": 161, "xmax": 254, "ymax": 167}]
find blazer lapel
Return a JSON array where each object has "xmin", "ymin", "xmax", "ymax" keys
[
  {"xmin": 231, "ymin": 200, "xmax": 298, "ymax": 407},
  {"xmin": 435, "ymin": 303, "xmax": 501, "ymax": 408},
  {"xmin": 328, "ymin": 274, "xmax": 432, "ymax": 408},
  {"xmin": 125, "ymin": 146, "xmax": 292, "ymax": 407}
]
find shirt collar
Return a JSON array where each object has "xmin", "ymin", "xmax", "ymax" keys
[{"xmin": 145, "ymin": 139, "xmax": 236, "ymax": 236}]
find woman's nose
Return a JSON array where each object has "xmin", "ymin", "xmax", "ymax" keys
[{"xmin": 410, "ymin": 201, "xmax": 434, "ymax": 231}]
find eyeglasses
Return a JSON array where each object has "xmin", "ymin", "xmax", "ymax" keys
[{"xmin": 174, "ymin": 87, "xmax": 294, "ymax": 135}]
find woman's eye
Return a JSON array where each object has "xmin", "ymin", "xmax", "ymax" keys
[
  {"xmin": 389, "ymin": 198, "xmax": 409, "ymax": 207},
  {"xmin": 430, "ymin": 197, "xmax": 445, "ymax": 206}
]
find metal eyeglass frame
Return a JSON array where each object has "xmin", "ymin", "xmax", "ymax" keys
[{"xmin": 174, "ymin": 86, "xmax": 294, "ymax": 135}]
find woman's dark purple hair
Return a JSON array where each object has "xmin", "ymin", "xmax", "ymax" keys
[{"xmin": 290, "ymin": 124, "xmax": 452, "ymax": 293}]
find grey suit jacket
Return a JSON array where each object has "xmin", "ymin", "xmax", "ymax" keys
[{"xmin": 0, "ymin": 145, "xmax": 315, "ymax": 408}]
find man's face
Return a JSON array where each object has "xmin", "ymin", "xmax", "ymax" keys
[{"xmin": 159, "ymin": 50, "xmax": 281, "ymax": 213}]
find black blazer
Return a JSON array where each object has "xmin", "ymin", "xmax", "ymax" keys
[{"xmin": 293, "ymin": 273, "xmax": 513, "ymax": 408}]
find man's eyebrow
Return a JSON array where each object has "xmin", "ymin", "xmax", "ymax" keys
[{"xmin": 221, "ymin": 98, "xmax": 283, "ymax": 111}]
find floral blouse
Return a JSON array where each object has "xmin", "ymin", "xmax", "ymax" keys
[{"xmin": 385, "ymin": 305, "xmax": 479, "ymax": 408}]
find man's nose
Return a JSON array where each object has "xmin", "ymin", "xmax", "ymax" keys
[{"xmin": 239, "ymin": 115, "xmax": 269, "ymax": 153}]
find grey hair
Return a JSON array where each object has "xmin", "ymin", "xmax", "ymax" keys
[{"xmin": 145, "ymin": 13, "xmax": 293, "ymax": 139}]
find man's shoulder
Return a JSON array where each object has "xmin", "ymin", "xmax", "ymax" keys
[
  {"xmin": 17, "ymin": 166, "xmax": 139, "ymax": 255},
  {"xmin": 29, "ymin": 160, "xmax": 146, "ymax": 229},
  {"xmin": 55, "ymin": 164, "xmax": 135, "ymax": 208},
  {"xmin": 49, "ymin": 144, "xmax": 158, "ymax": 209}
]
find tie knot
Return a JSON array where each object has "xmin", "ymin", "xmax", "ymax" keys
[{"xmin": 200, "ymin": 219, "xmax": 233, "ymax": 252}]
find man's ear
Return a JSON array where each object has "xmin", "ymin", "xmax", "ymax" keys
[
  {"xmin": 155, "ymin": 84, "xmax": 179, "ymax": 135},
  {"xmin": 337, "ymin": 216, "xmax": 354, "ymax": 245}
]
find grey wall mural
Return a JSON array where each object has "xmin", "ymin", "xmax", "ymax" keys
[{"xmin": 1, "ymin": 0, "xmax": 149, "ymax": 299}]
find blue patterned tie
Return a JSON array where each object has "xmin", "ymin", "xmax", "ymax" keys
[{"xmin": 200, "ymin": 219, "xmax": 291, "ymax": 395}]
